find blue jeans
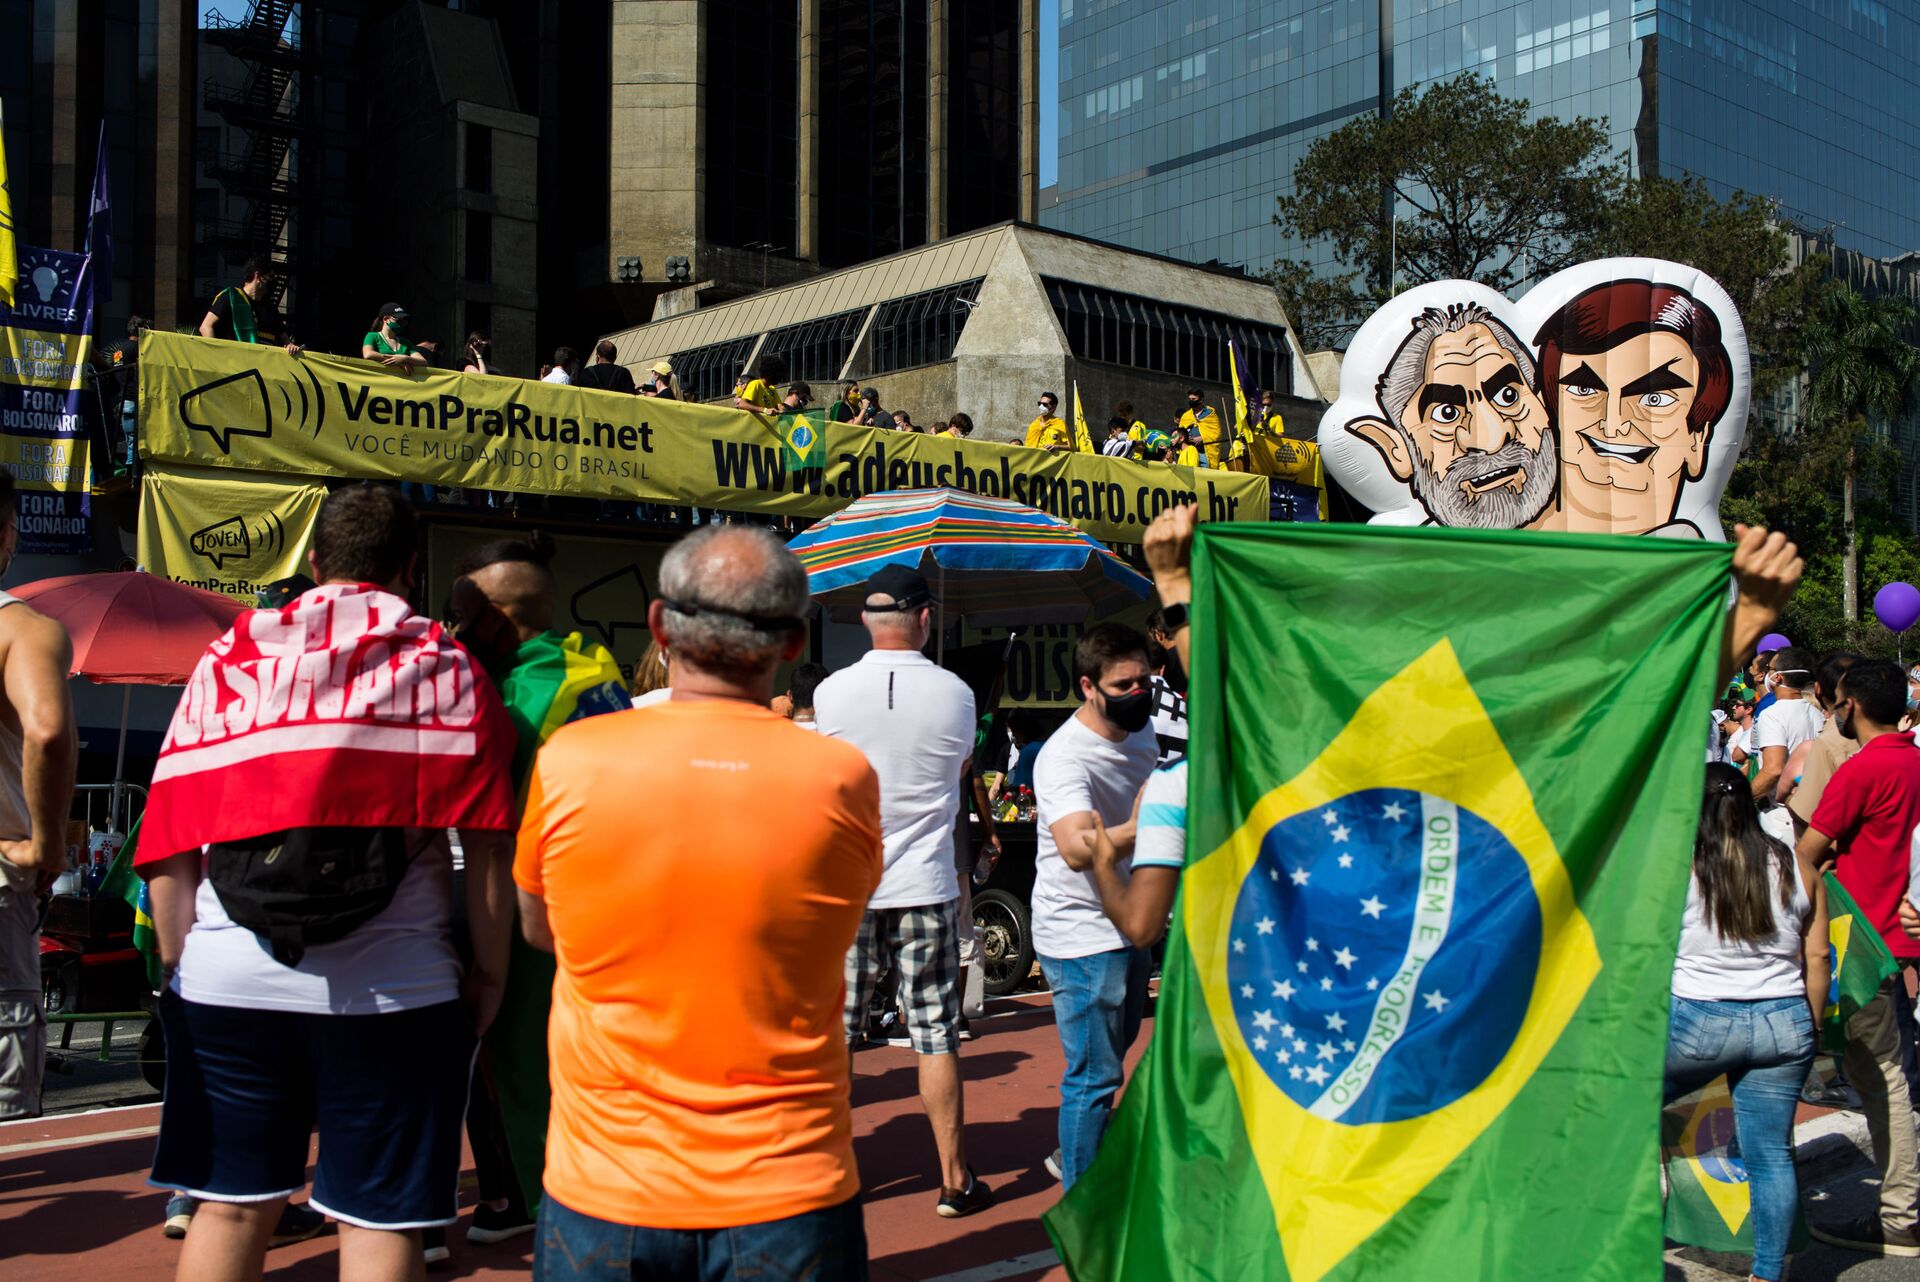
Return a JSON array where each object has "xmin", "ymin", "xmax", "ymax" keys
[
  {"xmin": 1665, "ymin": 995, "xmax": 1815, "ymax": 1282},
  {"xmin": 533, "ymin": 1193, "xmax": 868, "ymax": 1282},
  {"xmin": 1039, "ymin": 945, "xmax": 1152, "ymax": 1189}
]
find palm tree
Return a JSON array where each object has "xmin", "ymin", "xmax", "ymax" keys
[{"xmin": 1798, "ymin": 283, "xmax": 1920, "ymax": 622}]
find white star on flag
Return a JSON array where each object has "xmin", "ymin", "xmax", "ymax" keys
[
  {"xmin": 1333, "ymin": 947, "xmax": 1357, "ymax": 969},
  {"xmin": 1290, "ymin": 867, "xmax": 1311, "ymax": 886},
  {"xmin": 1359, "ymin": 895, "xmax": 1386, "ymax": 919},
  {"xmin": 1279, "ymin": 1023, "xmax": 1295, "ymax": 1039},
  {"xmin": 1269, "ymin": 868, "xmax": 1280, "ymax": 881},
  {"xmin": 1424, "ymin": 990, "xmax": 1451, "ymax": 1012},
  {"xmin": 1331, "ymin": 825, "xmax": 1350, "ymax": 843},
  {"xmin": 1342, "ymin": 1039, "xmax": 1356, "ymax": 1052},
  {"xmin": 1320, "ymin": 976, "xmax": 1334, "ymax": 991},
  {"xmin": 1289, "ymin": 1064, "xmax": 1304, "ymax": 1080},
  {"xmin": 1255, "ymin": 917, "xmax": 1275, "ymax": 936},
  {"xmin": 1276, "ymin": 1046, "xmax": 1291, "ymax": 1063},
  {"xmin": 1252, "ymin": 1010, "xmax": 1277, "ymax": 1032},
  {"xmin": 1297, "ymin": 960, "xmax": 1310, "ymax": 974},
  {"xmin": 1292, "ymin": 1038, "xmax": 1307, "ymax": 1053},
  {"xmin": 1240, "ymin": 984, "xmax": 1255, "ymax": 999},
  {"xmin": 1325, "ymin": 1012, "xmax": 1346, "ymax": 1032},
  {"xmin": 1305, "ymin": 937, "xmax": 1320, "ymax": 952},
  {"xmin": 1253, "ymin": 1035, "xmax": 1268, "ymax": 1051},
  {"xmin": 1273, "ymin": 980, "xmax": 1295, "ymax": 1000},
  {"xmin": 1305, "ymin": 1064, "xmax": 1330, "ymax": 1086},
  {"xmin": 1366, "ymin": 978, "xmax": 1381, "ymax": 991},
  {"xmin": 1232, "ymin": 938, "xmax": 1246, "ymax": 954},
  {"xmin": 1382, "ymin": 801, "xmax": 1407, "ymax": 821},
  {"xmin": 1337, "ymin": 853, "xmax": 1354, "ymax": 869},
  {"xmin": 1321, "ymin": 810, "xmax": 1338, "ymax": 825},
  {"xmin": 1316, "ymin": 1041, "xmax": 1338, "ymax": 1061}
]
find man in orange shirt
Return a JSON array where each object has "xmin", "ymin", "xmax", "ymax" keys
[{"xmin": 515, "ymin": 524, "xmax": 882, "ymax": 1282}]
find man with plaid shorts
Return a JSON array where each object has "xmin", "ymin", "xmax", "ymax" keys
[{"xmin": 816, "ymin": 564, "xmax": 994, "ymax": 1218}]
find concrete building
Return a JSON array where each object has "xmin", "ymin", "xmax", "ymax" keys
[
  {"xmin": 1040, "ymin": 1, "xmax": 1920, "ymax": 278},
  {"xmin": 0, "ymin": 0, "xmax": 198, "ymax": 334},
  {"xmin": 604, "ymin": 221, "xmax": 1324, "ymax": 445}
]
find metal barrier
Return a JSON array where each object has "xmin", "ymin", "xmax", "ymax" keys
[{"xmin": 73, "ymin": 781, "xmax": 146, "ymax": 841}]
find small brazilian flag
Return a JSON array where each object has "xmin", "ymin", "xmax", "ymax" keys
[
  {"xmin": 778, "ymin": 408, "xmax": 828, "ymax": 471},
  {"xmin": 1661, "ymin": 1074, "xmax": 1809, "ymax": 1253},
  {"xmin": 98, "ymin": 817, "xmax": 162, "ymax": 991},
  {"xmin": 1822, "ymin": 871, "xmax": 1899, "ymax": 1052},
  {"xmin": 1046, "ymin": 523, "xmax": 1730, "ymax": 1281}
]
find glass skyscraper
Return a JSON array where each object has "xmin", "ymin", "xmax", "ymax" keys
[{"xmin": 1040, "ymin": 0, "xmax": 1920, "ymax": 276}]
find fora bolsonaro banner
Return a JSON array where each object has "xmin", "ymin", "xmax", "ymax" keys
[
  {"xmin": 136, "ymin": 463, "xmax": 326, "ymax": 599},
  {"xmin": 0, "ymin": 244, "xmax": 95, "ymax": 554},
  {"xmin": 137, "ymin": 332, "xmax": 1267, "ymax": 545}
]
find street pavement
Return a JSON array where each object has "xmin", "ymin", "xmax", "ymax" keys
[{"xmin": 4, "ymin": 994, "xmax": 1912, "ymax": 1281}]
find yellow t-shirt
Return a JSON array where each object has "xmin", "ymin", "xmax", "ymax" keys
[
  {"xmin": 1179, "ymin": 405, "xmax": 1224, "ymax": 464},
  {"xmin": 1173, "ymin": 444, "xmax": 1203, "ymax": 468},
  {"xmin": 740, "ymin": 378, "xmax": 781, "ymax": 412},
  {"xmin": 1025, "ymin": 415, "xmax": 1071, "ymax": 450},
  {"xmin": 515, "ymin": 701, "xmax": 883, "ymax": 1229}
]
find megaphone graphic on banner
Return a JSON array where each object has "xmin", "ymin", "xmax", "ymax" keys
[
  {"xmin": 178, "ymin": 363, "xmax": 325, "ymax": 453},
  {"xmin": 570, "ymin": 563, "xmax": 651, "ymax": 649},
  {"xmin": 188, "ymin": 511, "xmax": 288, "ymax": 569}
]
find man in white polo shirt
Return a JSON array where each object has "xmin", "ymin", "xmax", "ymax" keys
[{"xmin": 814, "ymin": 564, "xmax": 993, "ymax": 1219}]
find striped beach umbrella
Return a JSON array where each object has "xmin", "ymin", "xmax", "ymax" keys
[{"xmin": 787, "ymin": 488, "xmax": 1153, "ymax": 627}]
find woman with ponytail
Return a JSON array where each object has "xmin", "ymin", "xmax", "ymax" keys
[{"xmin": 1666, "ymin": 761, "xmax": 1829, "ymax": 1282}]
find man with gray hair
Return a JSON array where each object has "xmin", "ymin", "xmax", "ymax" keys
[
  {"xmin": 515, "ymin": 524, "xmax": 883, "ymax": 1281},
  {"xmin": 814, "ymin": 563, "xmax": 995, "ymax": 1219},
  {"xmin": 1344, "ymin": 302, "xmax": 1559, "ymax": 529}
]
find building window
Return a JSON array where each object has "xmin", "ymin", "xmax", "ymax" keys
[
  {"xmin": 947, "ymin": 0, "xmax": 1019, "ymax": 236},
  {"xmin": 465, "ymin": 211, "xmax": 492, "ymax": 284},
  {"xmin": 705, "ymin": 0, "xmax": 799, "ymax": 255},
  {"xmin": 761, "ymin": 307, "xmax": 870, "ymax": 383},
  {"xmin": 465, "ymin": 123, "xmax": 492, "ymax": 193},
  {"xmin": 1042, "ymin": 278, "xmax": 1293, "ymax": 394},
  {"xmin": 867, "ymin": 279, "xmax": 984, "ymax": 375},
  {"xmin": 820, "ymin": 0, "xmax": 929, "ymax": 267},
  {"xmin": 464, "ymin": 301, "xmax": 493, "ymax": 350},
  {"xmin": 670, "ymin": 336, "xmax": 760, "ymax": 403}
]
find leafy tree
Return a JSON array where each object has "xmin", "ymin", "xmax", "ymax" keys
[
  {"xmin": 1797, "ymin": 283, "xmax": 1920, "ymax": 622},
  {"xmin": 1274, "ymin": 74, "xmax": 1618, "ymax": 300}
]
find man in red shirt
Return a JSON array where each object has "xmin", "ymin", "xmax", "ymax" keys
[{"xmin": 1800, "ymin": 659, "xmax": 1920, "ymax": 1258}]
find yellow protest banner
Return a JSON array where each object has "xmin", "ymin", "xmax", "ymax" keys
[
  {"xmin": 425, "ymin": 524, "xmax": 668, "ymax": 683},
  {"xmin": 136, "ymin": 462, "xmax": 327, "ymax": 599},
  {"xmin": 138, "ymin": 332, "xmax": 1269, "ymax": 545}
]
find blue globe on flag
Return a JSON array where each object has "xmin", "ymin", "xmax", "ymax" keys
[{"xmin": 1226, "ymin": 786, "xmax": 1542, "ymax": 1125}]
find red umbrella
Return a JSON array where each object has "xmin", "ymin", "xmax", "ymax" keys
[
  {"xmin": 13, "ymin": 571, "xmax": 245, "ymax": 685},
  {"xmin": 12, "ymin": 572, "xmax": 246, "ymax": 822}
]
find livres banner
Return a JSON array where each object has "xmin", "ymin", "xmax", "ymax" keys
[
  {"xmin": 0, "ymin": 243, "xmax": 94, "ymax": 553},
  {"xmin": 136, "ymin": 463, "xmax": 325, "ymax": 599},
  {"xmin": 138, "ymin": 332, "xmax": 1268, "ymax": 545}
]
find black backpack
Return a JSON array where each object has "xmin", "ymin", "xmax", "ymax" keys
[{"xmin": 207, "ymin": 827, "xmax": 419, "ymax": 967}]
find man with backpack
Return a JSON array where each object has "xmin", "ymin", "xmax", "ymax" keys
[{"xmin": 137, "ymin": 484, "xmax": 519, "ymax": 1282}]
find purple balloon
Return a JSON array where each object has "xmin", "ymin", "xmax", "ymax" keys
[
  {"xmin": 1756, "ymin": 632, "xmax": 1791, "ymax": 653},
  {"xmin": 1874, "ymin": 582, "xmax": 1920, "ymax": 633}
]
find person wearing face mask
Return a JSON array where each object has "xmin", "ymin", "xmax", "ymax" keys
[
  {"xmin": 1176, "ymin": 388, "xmax": 1224, "ymax": 466},
  {"xmin": 361, "ymin": 303, "xmax": 427, "ymax": 372},
  {"xmin": 1751, "ymin": 648, "xmax": 1823, "ymax": 844},
  {"xmin": 0, "ymin": 467, "xmax": 78, "ymax": 1122},
  {"xmin": 1025, "ymin": 392, "xmax": 1071, "ymax": 452},
  {"xmin": 1029, "ymin": 623, "xmax": 1159, "ymax": 1189}
]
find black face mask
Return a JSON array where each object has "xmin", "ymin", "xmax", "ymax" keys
[{"xmin": 1101, "ymin": 686, "xmax": 1154, "ymax": 733}]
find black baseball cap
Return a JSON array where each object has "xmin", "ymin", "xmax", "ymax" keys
[
  {"xmin": 864, "ymin": 564, "xmax": 933, "ymax": 612},
  {"xmin": 378, "ymin": 302, "xmax": 410, "ymax": 321}
]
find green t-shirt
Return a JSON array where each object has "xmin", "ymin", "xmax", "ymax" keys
[{"xmin": 363, "ymin": 330, "xmax": 415, "ymax": 357}]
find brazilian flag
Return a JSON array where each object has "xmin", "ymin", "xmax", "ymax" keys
[
  {"xmin": 1821, "ymin": 871, "xmax": 1899, "ymax": 1052},
  {"xmin": 778, "ymin": 407, "xmax": 828, "ymax": 472},
  {"xmin": 486, "ymin": 629, "xmax": 630, "ymax": 1211},
  {"xmin": 1046, "ymin": 524, "xmax": 1730, "ymax": 1281},
  {"xmin": 1661, "ymin": 1074, "xmax": 1808, "ymax": 1253},
  {"xmin": 98, "ymin": 817, "xmax": 161, "ymax": 991}
]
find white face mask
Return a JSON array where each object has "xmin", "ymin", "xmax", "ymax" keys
[{"xmin": 1038, "ymin": 403, "xmax": 1052, "ymax": 413}]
